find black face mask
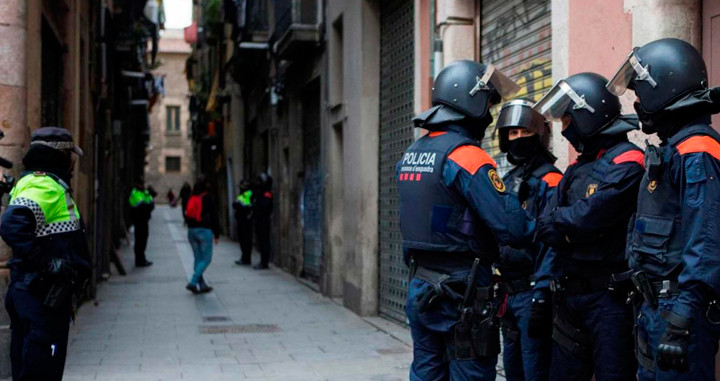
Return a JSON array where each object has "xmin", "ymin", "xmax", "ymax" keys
[
  {"xmin": 561, "ymin": 120, "xmax": 584, "ymax": 152},
  {"xmin": 634, "ymin": 102, "xmax": 658, "ymax": 134},
  {"xmin": 506, "ymin": 135, "xmax": 541, "ymax": 165}
]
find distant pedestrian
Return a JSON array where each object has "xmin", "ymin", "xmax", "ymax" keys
[
  {"xmin": 233, "ymin": 179, "xmax": 253, "ymax": 266},
  {"xmin": 253, "ymin": 173, "xmax": 273, "ymax": 270},
  {"xmin": 184, "ymin": 179, "xmax": 220, "ymax": 293},
  {"xmin": 129, "ymin": 181, "xmax": 154, "ymax": 267},
  {"xmin": 167, "ymin": 188, "xmax": 177, "ymax": 207},
  {"xmin": 179, "ymin": 182, "xmax": 192, "ymax": 223}
]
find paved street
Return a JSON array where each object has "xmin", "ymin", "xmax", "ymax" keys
[{"xmin": 63, "ymin": 206, "xmax": 412, "ymax": 380}]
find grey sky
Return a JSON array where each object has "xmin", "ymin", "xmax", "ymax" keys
[{"xmin": 163, "ymin": 0, "xmax": 192, "ymax": 29}]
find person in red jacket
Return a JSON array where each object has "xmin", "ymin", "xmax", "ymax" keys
[{"xmin": 184, "ymin": 179, "xmax": 220, "ymax": 293}]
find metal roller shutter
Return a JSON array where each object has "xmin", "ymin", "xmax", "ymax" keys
[
  {"xmin": 302, "ymin": 83, "xmax": 323, "ymax": 280},
  {"xmin": 379, "ymin": 0, "xmax": 414, "ymax": 323},
  {"xmin": 480, "ymin": 0, "xmax": 552, "ymax": 176}
]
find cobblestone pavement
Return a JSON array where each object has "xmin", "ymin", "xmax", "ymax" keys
[{"xmin": 62, "ymin": 206, "xmax": 412, "ymax": 380}]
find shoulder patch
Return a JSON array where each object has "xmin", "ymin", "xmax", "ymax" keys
[
  {"xmin": 676, "ymin": 136, "xmax": 720, "ymax": 160},
  {"xmin": 612, "ymin": 150, "xmax": 645, "ymax": 167},
  {"xmin": 488, "ymin": 169, "xmax": 506, "ymax": 192},
  {"xmin": 447, "ymin": 145, "xmax": 495, "ymax": 175},
  {"xmin": 541, "ymin": 172, "xmax": 563, "ymax": 187}
]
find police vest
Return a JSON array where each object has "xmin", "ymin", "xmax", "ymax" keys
[
  {"xmin": 560, "ymin": 141, "xmax": 643, "ymax": 266},
  {"xmin": 397, "ymin": 131, "xmax": 484, "ymax": 254},
  {"xmin": 9, "ymin": 172, "xmax": 81, "ymax": 237},
  {"xmin": 628, "ymin": 123, "xmax": 720, "ymax": 278},
  {"xmin": 504, "ymin": 162, "xmax": 561, "ymax": 218},
  {"xmin": 129, "ymin": 188, "xmax": 152, "ymax": 208},
  {"xmin": 236, "ymin": 190, "xmax": 253, "ymax": 207}
]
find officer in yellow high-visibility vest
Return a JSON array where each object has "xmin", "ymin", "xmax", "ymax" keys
[
  {"xmin": 1, "ymin": 127, "xmax": 90, "ymax": 381},
  {"xmin": 128, "ymin": 182, "xmax": 154, "ymax": 267},
  {"xmin": 233, "ymin": 179, "xmax": 253, "ymax": 265}
]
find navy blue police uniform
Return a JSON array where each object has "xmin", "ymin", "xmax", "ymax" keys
[
  {"xmin": 629, "ymin": 120, "xmax": 720, "ymax": 380},
  {"xmin": 498, "ymin": 162, "xmax": 561, "ymax": 381},
  {"xmin": 398, "ymin": 125, "xmax": 534, "ymax": 380},
  {"xmin": 539, "ymin": 141, "xmax": 644, "ymax": 380}
]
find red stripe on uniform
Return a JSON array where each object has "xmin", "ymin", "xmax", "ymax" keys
[
  {"xmin": 541, "ymin": 172, "xmax": 563, "ymax": 187},
  {"xmin": 677, "ymin": 136, "xmax": 720, "ymax": 160},
  {"xmin": 429, "ymin": 131, "xmax": 447, "ymax": 137},
  {"xmin": 416, "ymin": 173, "xmax": 422, "ymax": 181},
  {"xmin": 447, "ymin": 145, "xmax": 495, "ymax": 175},
  {"xmin": 612, "ymin": 150, "xmax": 645, "ymax": 168}
]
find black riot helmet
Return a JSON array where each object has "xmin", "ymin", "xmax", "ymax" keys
[
  {"xmin": 607, "ymin": 38, "xmax": 707, "ymax": 114},
  {"xmin": 497, "ymin": 99, "xmax": 550, "ymax": 153},
  {"xmin": 415, "ymin": 60, "xmax": 520, "ymax": 132},
  {"xmin": 534, "ymin": 72, "xmax": 638, "ymax": 151}
]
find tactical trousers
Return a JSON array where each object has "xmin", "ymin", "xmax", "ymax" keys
[
  {"xmin": 405, "ymin": 277, "xmax": 497, "ymax": 381},
  {"xmin": 5, "ymin": 283, "xmax": 70, "ymax": 381},
  {"xmin": 550, "ymin": 289, "xmax": 635, "ymax": 381},
  {"xmin": 502, "ymin": 290, "xmax": 551, "ymax": 381},
  {"xmin": 238, "ymin": 221, "xmax": 253, "ymax": 263},
  {"xmin": 255, "ymin": 220, "xmax": 271, "ymax": 266},
  {"xmin": 636, "ymin": 297, "xmax": 720, "ymax": 380},
  {"xmin": 134, "ymin": 220, "xmax": 149, "ymax": 265}
]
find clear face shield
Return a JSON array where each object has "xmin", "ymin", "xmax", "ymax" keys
[
  {"xmin": 496, "ymin": 99, "xmax": 546, "ymax": 132},
  {"xmin": 469, "ymin": 64, "xmax": 521, "ymax": 100},
  {"xmin": 532, "ymin": 80, "xmax": 596, "ymax": 121},
  {"xmin": 607, "ymin": 48, "xmax": 658, "ymax": 96}
]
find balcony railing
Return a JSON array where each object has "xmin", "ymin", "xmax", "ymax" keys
[{"xmin": 272, "ymin": 0, "xmax": 321, "ymax": 59}]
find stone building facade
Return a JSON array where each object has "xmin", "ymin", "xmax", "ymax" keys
[{"xmin": 146, "ymin": 29, "xmax": 194, "ymax": 204}]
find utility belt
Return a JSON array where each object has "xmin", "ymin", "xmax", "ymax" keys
[
  {"xmin": 499, "ymin": 275, "xmax": 535, "ymax": 296},
  {"xmin": 13, "ymin": 261, "xmax": 88, "ymax": 312},
  {"xmin": 629, "ymin": 271, "xmax": 680, "ymax": 307},
  {"xmin": 409, "ymin": 259, "xmax": 500, "ymax": 360},
  {"xmin": 550, "ymin": 271, "xmax": 633, "ymax": 295}
]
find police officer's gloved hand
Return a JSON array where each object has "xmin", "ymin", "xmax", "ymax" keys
[
  {"xmin": 536, "ymin": 212, "xmax": 568, "ymax": 248},
  {"xmin": 498, "ymin": 246, "xmax": 533, "ymax": 272},
  {"xmin": 527, "ymin": 289, "xmax": 553, "ymax": 339},
  {"xmin": 657, "ymin": 312, "xmax": 691, "ymax": 372}
]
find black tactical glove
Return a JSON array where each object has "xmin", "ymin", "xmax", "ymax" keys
[
  {"xmin": 657, "ymin": 312, "xmax": 691, "ymax": 373},
  {"xmin": 498, "ymin": 246, "xmax": 533, "ymax": 273},
  {"xmin": 527, "ymin": 289, "xmax": 553, "ymax": 339},
  {"xmin": 536, "ymin": 212, "xmax": 568, "ymax": 248}
]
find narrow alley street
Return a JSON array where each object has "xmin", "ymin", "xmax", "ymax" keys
[{"xmin": 62, "ymin": 206, "xmax": 412, "ymax": 380}]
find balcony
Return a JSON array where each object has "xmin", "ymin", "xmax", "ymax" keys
[{"xmin": 273, "ymin": 0, "xmax": 322, "ymax": 59}]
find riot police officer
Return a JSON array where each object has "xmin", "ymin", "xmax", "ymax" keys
[
  {"xmin": 2, "ymin": 127, "xmax": 90, "ymax": 381},
  {"xmin": 533, "ymin": 73, "xmax": 645, "ymax": 380},
  {"xmin": 495, "ymin": 99, "xmax": 562, "ymax": 381},
  {"xmin": 398, "ymin": 60, "xmax": 534, "ymax": 380},
  {"xmin": 608, "ymin": 38, "xmax": 720, "ymax": 379}
]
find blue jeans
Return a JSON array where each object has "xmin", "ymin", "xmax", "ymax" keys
[
  {"xmin": 636, "ymin": 296, "xmax": 720, "ymax": 380},
  {"xmin": 188, "ymin": 228, "xmax": 214, "ymax": 286},
  {"xmin": 550, "ymin": 290, "xmax": 636, "ymax": 381},
  {"xmin": 502, "ymin": 290, "xmax": 551, "ymax": 381},
  {"xmin": 405, "ymin": 272, "xmax": 497, "ymax": 381}
]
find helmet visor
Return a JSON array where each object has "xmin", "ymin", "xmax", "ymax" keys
[
  {"xmin": 607, "ymin": 49, "xmax": 658, "ymax": 96},
  {"xmin": 470, "ymin": 64, "xmax": 521, "ymax": 100},
  {"xmin": 496, "ymin": 99, "xmax": 545, "ymax": 131},
  {"xmin": 533, "ymin": 80, "xmax": 596, "ymax": 121}
]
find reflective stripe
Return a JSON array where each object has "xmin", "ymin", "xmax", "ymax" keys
[
  {"xmin": 9, "ymin": 196, "xmax": 80, "ymax": 237},
  {"xmin": 447, "ymin": 145, "xmax": 496, "ymax": 175},
  {"xmin": 541, "ymin": 172, "xmax": 563, "ymax": 187},
  {"xmin": 676, "ymin": 136, "xmax": 720, "ymax": 159},
  {"xmin": 612, "ymin": 150, "xmax": 645, "ymax": 167}
]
